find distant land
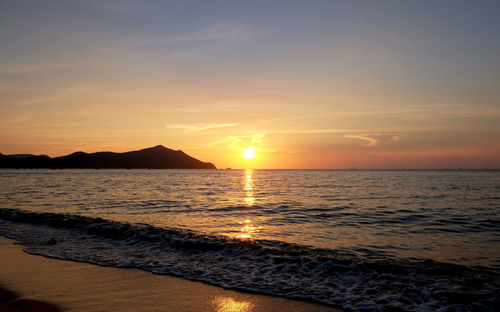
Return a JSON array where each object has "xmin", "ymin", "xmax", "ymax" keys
[{"xmin": 0, "ymin": 145, "xmax": 216, "ymax": 169}]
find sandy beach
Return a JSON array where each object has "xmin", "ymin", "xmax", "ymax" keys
[{"xmin": 0, "ymin": 236, "xmax": 342, "ymax": 312}]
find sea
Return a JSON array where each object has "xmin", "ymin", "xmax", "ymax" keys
[{"xmin": 0, "ymin": 169, "xmax": 498, "ymax": 311}]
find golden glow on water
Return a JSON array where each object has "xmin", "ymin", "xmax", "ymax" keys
[
  {"xmin": 243, "ymin": 170, "xmax": 255, "ymax": 207},
  {"xmin": 212, "ymin": 296, "xmax": 254, "ymax": 312},
  {"xmin": 236, "ymin": 170, "xmax": 262, "ymax": 239},
  {"xmin": 237, "ymin": 219, "xmax": 261, "ymax": 239},
  {"xmin": 1, "ymin": 170, "xmax": 498, "ymax": 267}
]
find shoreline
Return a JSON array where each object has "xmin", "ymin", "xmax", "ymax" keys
[{"xmin": 0, "ymin": 236, "xmax": 342, "ymax": 312}]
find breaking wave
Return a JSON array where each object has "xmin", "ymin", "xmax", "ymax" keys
[{"xmin": 0, "ymin": 208, "xmax": 498, "ymax": 311}]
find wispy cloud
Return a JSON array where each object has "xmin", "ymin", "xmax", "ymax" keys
[
  {"xmin": 208, "ymin": 133, "xmax": 265, "ymax": 147},
  {"xmin": 18, "ymin": 85, "xmax": 99, "ymax": 106},
  {"xmin": 180, "ymin": 24, "xmax": 256, "ymax": 42},
  {"xmin": 0, "ymin": 63, "xmax": 69, "ymax": 75},
  {"xmin": 345, "ymin": 134, "xmax": 402, "ymax": 147},
  {"xmin": 180, "ymin": 100, "xmax": 253, "ymax": 113},
  {"xmin": 268, "ymin": 129, "xmax": 360, "ymax": 135},
  {"xmin": 207, "ymin": 129, "xmax": 359, "ymax": 147},
  {"xmin": 166, "ymin": 123, "xmax": 238, "ymax": 132},
  {"xmin": 75, "ymin": 0, "xmax": 155, "ymax": 14},
  {"xmin": 132, "ymin": 23, "xmax": 256, "ymax": 49}
]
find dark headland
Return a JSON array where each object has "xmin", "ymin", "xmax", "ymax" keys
[{"xmin": 0, "ymin": 145, "xmax": 216, "ymax": 169}]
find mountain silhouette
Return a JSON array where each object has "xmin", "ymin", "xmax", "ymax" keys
[
  {"xmin": 5, "ymin": 154, "xmax": 50, "ymax": 159},
  {"xmin": 0, "ymin": 145, "xmax": 216, "ymax": 169}
]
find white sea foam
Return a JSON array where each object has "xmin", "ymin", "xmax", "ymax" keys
[{"xmin": 1, "ymin": 208, "xmax": 498, "ymax": 312}]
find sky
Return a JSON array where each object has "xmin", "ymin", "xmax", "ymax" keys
[{"xmin": 1, "ymin": 0, "xmax": 499, "ymax": 169}]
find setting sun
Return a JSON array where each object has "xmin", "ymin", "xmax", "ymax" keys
[{"xmin": 242, "ymin": 147, "xmax": 256, "ymax": 159}]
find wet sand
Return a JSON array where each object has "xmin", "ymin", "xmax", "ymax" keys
[{"xmin": 0, "ymin": 237, "xmax": 342, "ymax": 312}]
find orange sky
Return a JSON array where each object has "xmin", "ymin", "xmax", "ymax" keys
[{"xmin": 1, "ymin": 1, "xmax": 499, "ymax": 169}]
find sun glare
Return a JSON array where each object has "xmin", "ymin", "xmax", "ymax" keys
[{"xmin": 242, "ymin": 146, "xmax": 256, "ymax": 159}]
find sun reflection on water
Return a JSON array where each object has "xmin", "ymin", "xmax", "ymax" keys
[
  {"xmin": 243, "ymin": 169, "xmax": 255, "ymax": 207},
  {"xmin": 212, "ymin": 296, "xmax": 254, "ymax": 312},
  {"xmin": 236, "ymin": 170, "xmax": 263, "ymax": 239},
  {"xmin": 236, "ymin": 219, "xmax": 262, "ymax": 239}
]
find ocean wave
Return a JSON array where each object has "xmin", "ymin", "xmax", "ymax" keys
[{"xmin": 0, "ymin": 208, "xmax": 498, "ymax": 312}]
